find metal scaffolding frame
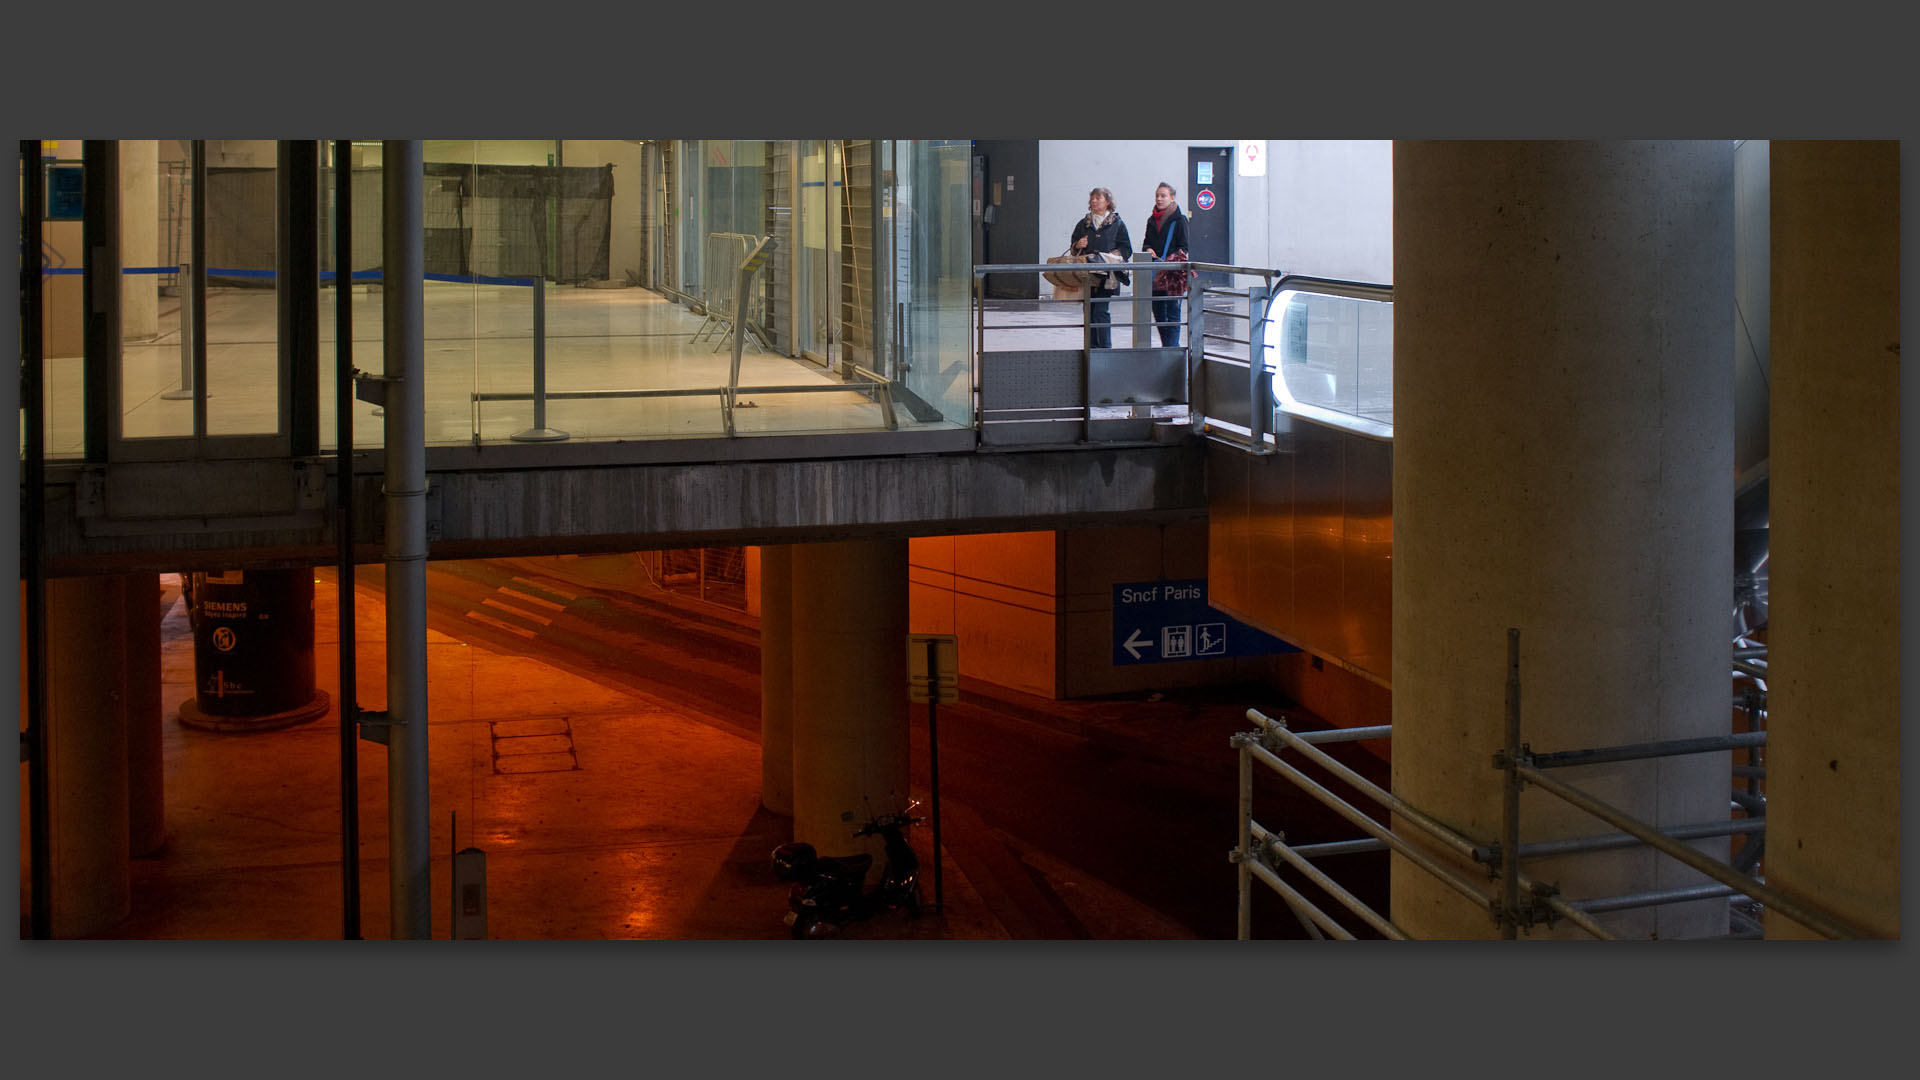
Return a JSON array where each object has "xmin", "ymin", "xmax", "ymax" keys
[{"xmin": 1231, "ymin": 629, "xmax": 1876, "ymax": 941}]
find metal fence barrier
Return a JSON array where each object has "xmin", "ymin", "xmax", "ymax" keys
[{"xmin": 1231, "ymin": 630, "xmax": 1876, "ymax": 940}]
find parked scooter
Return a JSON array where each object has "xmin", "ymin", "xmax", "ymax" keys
[{"xmin": 772, "ymin": 800, "xmax": 924, "ymax": 939}]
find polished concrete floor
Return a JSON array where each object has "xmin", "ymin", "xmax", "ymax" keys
[
  {"xmin": 85, "ymin": 568, "xmax": 1208, "ymax": 940},
  {"xmin": 37, "ymin": 281, "xmax": 965, "ymax": 457}
]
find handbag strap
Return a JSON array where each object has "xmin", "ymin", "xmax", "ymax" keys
[{"xmin": 1159, "ymin": 215, "xmax": 1177, "ymax": 260}]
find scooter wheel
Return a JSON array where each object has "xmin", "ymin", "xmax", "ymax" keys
[{"xmin": 905, "ymin": 889, "xmax": 923, "ymax": 919}]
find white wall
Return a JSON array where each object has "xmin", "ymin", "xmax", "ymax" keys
[{"xmin": 1038, "ymin": 139, "xmax": 1393, "ymax": 283}]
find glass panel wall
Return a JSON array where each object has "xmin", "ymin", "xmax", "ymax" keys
[
  {"xmin": 898, "ymin": 140, "xmax": 974, "ymax": 425},
  {"xmin": 1269, "ymin": 290, "xmax": 1394, "ymax": 428},
  {"xmin": 28, "ymin": 138, "xmax": 977, "ymax": 460},
  {"xmin": 27, "ymin": 142, "xmax": 88, "ymax": 458},
  {"xmin": 117, "ymin": 139, "xmax": 192, "ymax": 445}
]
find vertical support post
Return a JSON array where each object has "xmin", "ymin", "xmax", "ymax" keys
[
  {"xmin": 511, "ymin": 274, "xmax": 565, "ymax": 441},
  {"xmin": 334, "ymin": 138, "xmax": 362, "ymax": 940},
  {"xmin": 1237, "ymin": 737, "xmax": 1253, "ymax": 941},
  {"xmin": 22, "ymin": 140, "xmax": 53, "ymax": 940},
  {"xmin": 82, "ymin": 140, "xmax": 119, "ymax": 462},
  {"xmin": 382, "ymin": 139, "xmax": 431, "ymax": 940},
  {"xmin": 190, "ymin": 141, "xmax": 208, "ymax": 444},
  {"xmin": 279, "ymin": 141, "xmax": 320, "ymax": 455},
  {"xmin": 1500, "ymin": 627, "xmax": 1523, "ymax": 939},
  {"xmin": 1081, "ymin": 288, "xmax": 1093, "ymax": 441},
  {"xmin": 926, "ymin": 638, "xmax": 944, "ymax": 914},
  {"xmin": 1246, "ymin": 282, "xmax": 1268, "ymax": 448}
]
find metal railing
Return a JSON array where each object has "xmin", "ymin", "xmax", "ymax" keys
[{"xmin": 1230, "ymin": 629, "xmax": 1876, "ymax": 940}]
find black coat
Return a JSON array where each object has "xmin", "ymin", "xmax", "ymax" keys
[
  {"xmin": 1069, "ymin": 212, "xmax": 1133, "ymax": 295},
  {"xmin": 1140, "ymin": 207, "xmax": 1189, "ymax": 264}
]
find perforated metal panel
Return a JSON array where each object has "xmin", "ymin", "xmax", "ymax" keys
[{"xmin": 980, "ymin": 350, "xmax": 1083, "ymax": 411}]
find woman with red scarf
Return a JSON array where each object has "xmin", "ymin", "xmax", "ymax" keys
[{"xmin": 1140, "ymin": 182, "xmax": 1190, "ymax": 347}]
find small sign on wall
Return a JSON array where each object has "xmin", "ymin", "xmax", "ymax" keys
[{"xmin": 1238, "ymin": 140, "xmax": 1267, "ymax": 177}]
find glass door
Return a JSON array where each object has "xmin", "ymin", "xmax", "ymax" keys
[{"xmin": 796, "ymin": 139, "xmax": 841, "ymax": 366}]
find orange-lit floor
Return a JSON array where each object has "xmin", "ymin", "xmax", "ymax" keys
[{"xmin": 89, "ymin": 567, "xmax": 1211, "ymax": 940}]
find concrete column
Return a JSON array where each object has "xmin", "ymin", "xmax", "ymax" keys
[
  {"xmin": 1392, "ymin": 141, "xmax": 1734, "ymax": 939},
  {"xmin": 120, "ymin": 140, "xmax": 159, "ymax": 340},
  {"xmin": 1762, "ymin": 141, "xmax": 1899, "ymax": 939},
  {"xmin": 789, "ymin": 539, "xmax": 910, "ymax": 860},
  {"xmin": 125, "ymin": 573, "xmax": 166, "ymax": 857},
  {"xmin": 759, "ymin": 544, "xmax": 795, "ymax": 816},
  {"xmin": 46, "ymin": 575, "xmax": 131, "ymax": 937}
]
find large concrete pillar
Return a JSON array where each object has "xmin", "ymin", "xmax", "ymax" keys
[
  {"xmin": 125, "ymin": 573, "xmax": 165, "ymax": 857},
  {"xmin": 1392, "ymin": 141, "xmax": 1734, "ymax": 939},
  {"xmin": 1762, "ymin": 141, "xmax": 1899, "ymax": 939},
  {"xmin": 759, "ymin": 544, "xmax": 795, "ymax": 816},
  {"xmin": 46, "ymin": 575, "xmax": 132, "ymax": 937},
  {"xmin": 789, "ymin": 539, "xmax": 911, "ymax": 861},
  {"xmin": 120, "ymin": 140, "xmax": 159, "ymax": 340}
]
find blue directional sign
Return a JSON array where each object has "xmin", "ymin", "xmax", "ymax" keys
[{"xmin": 1111, "ymin": 579, "xmax": 1299, "ymax": 666}]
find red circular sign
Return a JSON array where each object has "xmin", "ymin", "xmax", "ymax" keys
[{"xmin": 1196, "ymin": 189, "xmax": 1216, "ymax": 211}]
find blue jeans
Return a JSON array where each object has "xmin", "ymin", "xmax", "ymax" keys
[
  {"xmin": 1152, "ymin": 297, "xmax": 1182, "ymax": 347},
  {"xmin": 1089, "ymin": 291, "xmax": 1114, "ymax": 348}
]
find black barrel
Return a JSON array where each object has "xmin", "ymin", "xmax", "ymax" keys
[{"xmin": 180, "ymin": 568, "xmax": 328, "ymax": 731}]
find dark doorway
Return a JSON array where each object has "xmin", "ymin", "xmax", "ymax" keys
[
  {"xmin": 971, "ymin": 140, "xmax": 1040, "ymax": 300},
  {"xmin": 1186, "ymin": 146, "xmax": 1233, "ymax": 289}
]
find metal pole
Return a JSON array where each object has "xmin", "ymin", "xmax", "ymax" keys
[
  {"xmin": 1296, "ymin": 724, "xmax": 1393, "ymax": 745},
  {"xmin": 22, "ymin": 140, "xmax": 53, "ymax": 939},
  {"xmin": 1246, "ymin": 709, "xmax": 1484, "ymax": 863},
  {"xmin": 1525, "ymin": 731, "xmax": 1767, "ymax": 769},
  {"xmin": 511, "ymin": 274, "xmax": 565, "ymax": 441},
  {"xmin": 1247, "ymin": 283, "xmax": 1267, "ymax": 448},
  {"xmin": 1244, "ymin": 859, "xmax": 1353, "ymax": 940},
  {"xmin": 382, "ymin": 140, "xmax": 432, "ymax": 940},
  {"xmin": 333, "ymin": 139, "xmax": 362, "ymax": 940},
  {"xmin": 82, "ymin": 140, "xmax": 118, "ymax": 462},
  {"xmin": 1237, "ymin": 739, "xmax": 1252, "ymax": 940},
  {"xmin": 1512, "ymin": 762, "xmax": 1873, "ymax": 939},
  {"xmin": 1570, "ymin": 882, "xmax": 1743, "ymax": 915},
  {"xmin": 921, "ymin": 655, "xmax": 943, "ymax": 912},
  {"xmin": 190, "ymin": 141, "xmax": 208, "ymax": 446},
  {"xmin": 1252, "ymin": 822, "xmax": 1407, "ymax": 940},
  {"xmin": 1482, "ymin": 816, "xmax": 1766, "ymax": 862},
  {"xmin": 1246, "ymin": 740, "xmax": 1496, "ymax": 912},
  {"xmin": 1500, "ymin": 627, "xmax": 1522, "ymax": 938},
  {"xmin": 1081, "ymin": 288, "xmax": 1092, "ymax": 442}
]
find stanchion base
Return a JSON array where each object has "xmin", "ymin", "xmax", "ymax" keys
[
  {"xmin": 178, "ymin": 690, "xmax": 330, "ymax": 734},
  {"xmin": 511, "ymin": 427, "xmax": 569, "ymax": 442}
]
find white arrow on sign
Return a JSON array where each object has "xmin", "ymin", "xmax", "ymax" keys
[{"xmin": 1122, "ymin": 628, "xmax": 1154, "ymax": 661}]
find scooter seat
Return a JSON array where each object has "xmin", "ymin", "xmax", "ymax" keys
[{"xmin": 817, "ymin": 853, "xmax": 873, "ymax": 880}]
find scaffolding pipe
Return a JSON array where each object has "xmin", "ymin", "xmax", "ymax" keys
[
  {"xmin": 1291, "ymin": 838, "xmax": 1391, "ymax": 858},
  {"xmin": 1296, "ymin": 724, "xmax": 1394, "ymax": 745},
  {"xmin": 333, "ymin": 139, "xmax": 362, "ymax": 940},
  {"xmin": 1570, "ymin": 882, "xmax": 1744, "ymax": 915},
  {"xmin": 1525, "ymin": 730, "xmax": 1767, "ymax": 770},
  {"xmin": 1475, "ymin": 816, "xmax": 1767, "ymax": 862},
  {"xmin": 1512, "ymin": 762, "xmax": 1871, "ymax": 939},
  {"xmin": 22, "ymin": 140, "xmax": 52, "ymax": 939},
  {"xmin": 1245, "ymin": 858, "xmax": 1354, "ymax": 940},
  {"xmin": 1244, "ymin": 740, "xmax": 1495, "ymax": 913},
  {"xmin": 1237, "ymin": 741, "xmax": 1253, "ymax": 941},
  {"xmin": 1246, "ymin": 710, "xmax": 1483, "ymax": 863},
  {"xmin": 1251, "ymin": 822, "xmax": 1406, "ymax": 939},
  {"xmin": 1500, "ymin": 627, "xmax": 1522, "ymax": 939},
  {"xmin": 381, "ymin": 140, "xmax": 432, "ymax": 940}
]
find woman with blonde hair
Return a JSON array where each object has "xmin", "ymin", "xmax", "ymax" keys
[
  {"xmin": 1139, "ymin": 182, "xmax": 1190, "ymax": 347},
  {"xmin": 1068, "ymin": 186, "xmax": 1132, "ymax": 348}
]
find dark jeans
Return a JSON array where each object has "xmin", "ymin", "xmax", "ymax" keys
[
  {"xmin": 1089, "ymin": 290, "xmax": 1114, "ymax": 348},
  {"xmin": 1152, "ymin": 296, "xmax": 1182, "ymax": 347}
]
